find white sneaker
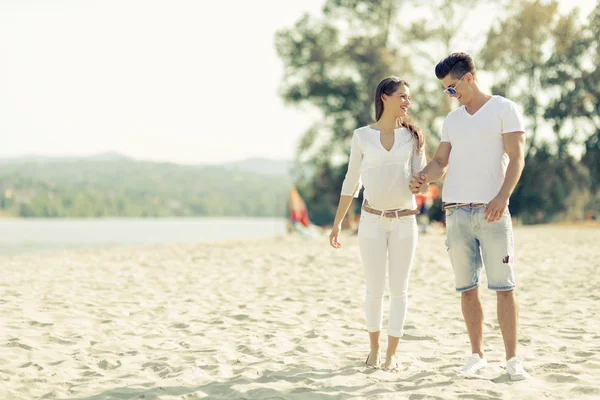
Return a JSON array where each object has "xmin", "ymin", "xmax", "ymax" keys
[
  {"xmin": 459, "ymin": 353, "xmax": 488, "ymax": 376},
  {"xmin": 506, "ymin": 357, "xmax": 529, "ymax": 381}
]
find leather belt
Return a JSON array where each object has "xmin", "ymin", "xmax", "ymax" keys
[
  {"xmin": 362, "ymin": 204, "xmax": 420, "ymax": 218},
  {"xmin": 443, "ymin": 202, "xmax": 487, "ymax": 210}
]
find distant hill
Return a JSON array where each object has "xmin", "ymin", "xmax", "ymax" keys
[
  {"xmin": 220, "ymin": 158, "xmax": 294, "ymax": 176},
  {"xmin": 0, "ymin": 155, "xmax": 293, "ymax": 218}
]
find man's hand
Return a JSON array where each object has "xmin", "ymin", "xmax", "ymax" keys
[
  {"xmin": 409, "ymin": 173, "xmax": 428, "ymax": 194},
  {"xmin": 484, "ymin": 194, "xmax": 509, "ymax": 222}
]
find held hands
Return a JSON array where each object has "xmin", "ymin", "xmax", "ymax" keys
[
  {"xmin": 329, "ymin": 224, "xmax": 342, "ymax": 249},
  {"xmin": 409, "ymin": 173, "xmax": 428, "ymax": 194},
  {"xmin": 484, "ymin": 194, "xmax": 508, "ymax": 223}
]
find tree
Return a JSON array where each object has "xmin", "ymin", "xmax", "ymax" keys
[
  {"xmin": 275, "ymin": 0, "xmax": 411, "ymax": 225},
  {"xmin": 402, "ymin": 0, "xmax": 498, "ymax": 146},
  {"xmin": 510, "ymin": 143, "xmax": 590, "ymax": 223},
  {"xmin": 399, "ymin": 0, "xmax": 503, "ymax": 221},
  {"xmin": 481, "ymin": 0, "xmax": 597, "ymax": 222},
  {"xmin": 544, "ymin": 1, "xmax": 600, "ymax": 192},
  {"xmin": 480, "ymin": 0, "xmax": 561, "ymax": 157}
]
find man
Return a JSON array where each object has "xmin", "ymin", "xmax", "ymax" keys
[{"xmin": 410, "ymin": 52, "xmax": 528, "ymax": 380}]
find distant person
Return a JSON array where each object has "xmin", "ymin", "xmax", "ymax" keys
[
  {"xmin": 329, "ymin": 76, "xmax": 426, "ymax": 371},
  {"xmin": 410, "ymin": 53, "xmax": 528, "ymax": 380},
  {"xmin": 288, "ymin": 187, "xmax": 310, "ymax": 229},
  {"xmin": 415, "ymin": 184, "xmax": 438, "ymax": 234}
]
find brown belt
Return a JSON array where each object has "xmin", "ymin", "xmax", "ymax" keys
[
  {"xmin": 443, "ymin": 202, "xmax": 487, "ymax": 210},
  {"xmin": 361, "ymin": 204, "xmax": 420, "ymax": 218}
]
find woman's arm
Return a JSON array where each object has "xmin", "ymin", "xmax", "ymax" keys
[
  {"xmin": 332, "ymin": 189, "xmax": 359, "ymax": 228},
  {"xmin": 411, "ymin": 143, "xmax": 428, "ymax": 194},
  {"xmin": 330, "ymin": 132, "xmax": 362, "ymax": 248}
]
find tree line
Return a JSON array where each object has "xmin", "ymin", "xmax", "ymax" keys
[
  {"xmin": 276, "ymin": 0, "xmax": 600, "ymax": 225},
  {"xmin": 0, "ymin": 158, "xmax": 289, "ymax": 218}
]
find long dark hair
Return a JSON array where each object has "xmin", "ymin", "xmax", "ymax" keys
[{"xmin": 374, "ymin": 76, "xmax": 425, "ymax": 155}]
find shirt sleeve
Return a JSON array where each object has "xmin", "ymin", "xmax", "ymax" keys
[
  {"xmin": 340, "ymin": 131, "xmax": 363, "ymax": 198},
  {"xmin": 440, "ymin": 118, "xmax": 450, "ymax": 143},
  {"xmin": 500, "ymin": 100, "xmax": 526, "ymax": 135},
  {"xmin": 411, "ymin": 144, "xmax": 427, "ymax": 175}
]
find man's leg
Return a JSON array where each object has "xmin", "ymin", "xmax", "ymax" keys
[
  {"xmin": 478, "ymin": 208, "xmax": 528, "ymax": 379},
  {"xmin": 478, "ymin": 208, "xmax": 518, "ymax": 359},
  {"xmin": 497, "ymin": 290, "xmax": 518, "ymax": 360},
  {"xmin": 462, "ymin": 286, "xmax": 484, "ymax": 357},
  {"xmin": 497, "ymin": 290, "xmax": 527, "ymax": 380},
  {"xmin": 445, "ymin": 207, "xmax": 487, "ymax": 375}
]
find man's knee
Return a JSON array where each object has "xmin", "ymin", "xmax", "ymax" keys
[
  {"xmin": 461, "ymin": 286, "xmax": 479, "ymax": 299},
  {"xmin": 496, "ymin": 289, "xmax": 515, "ymax": 299}
]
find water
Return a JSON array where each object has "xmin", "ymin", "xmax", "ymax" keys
[{"xmin": 0, "ymin": 217, "xmax": 287, "ymax": 256}]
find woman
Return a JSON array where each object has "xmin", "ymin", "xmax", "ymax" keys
[{"xmin": 329, "ymin": 76, "xmax": 426, "ymax": 371}]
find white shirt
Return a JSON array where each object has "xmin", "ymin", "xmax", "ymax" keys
[
  {"xmin": 340, "ymin": 126, "xmax": 426, "ymax": 210},
  {"xmin": 440, "ymin": 95, "xmax": 526, "ymax": 203}
]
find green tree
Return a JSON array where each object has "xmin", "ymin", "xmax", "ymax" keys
[
  {"xmin": 480, "ymin": 0, "xmax": 561, "ymax": 156},
  {"xmin": 510, "ymin": 144, "xmax": 590, "ymax": 223},
  {"xmin": 403, "ymin": 0, "xmax": 497, "ymax": 145},
  {"xmin": 544, "ymin": 1, "xmax": 600, "ymax": 192},
  {"xmin": 276, "ymin": 0, "xmax": 411, "ymax": 225},
  {"xmin": 542, "ymin": 1, "xmax": 600, "ymax": 218},
  {"xmin": 481, "ymin": 0, "xmax": 596, "ymax": 222}
]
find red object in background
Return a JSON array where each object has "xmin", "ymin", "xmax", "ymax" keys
[
  {"xmin": 428, "ymin": 184, "xmax": 439, "ymax": 199},
  {"xmin": 290, "ymin": 208, "xmax": 310, "ymax": 227},
  {"xmin": 415, "ymin": 184, "xmax": 439, "ymax": 208},
  {"xmin": 289, "ymin": 187, "xmax": 311, "ymax": 227}
]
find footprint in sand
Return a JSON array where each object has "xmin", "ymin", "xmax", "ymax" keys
[{"xmin": 545, "ymin": 373, "xmax": 579, "ymax": 383}]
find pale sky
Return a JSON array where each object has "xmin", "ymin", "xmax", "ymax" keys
[{"xmin": 0, "ymin": 0, "xmax": 596, "ymax": 165}]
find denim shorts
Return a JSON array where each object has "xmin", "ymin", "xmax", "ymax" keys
[{"xmin": 445, "ymin": 205, "xmax": 516, "ymax": 292}]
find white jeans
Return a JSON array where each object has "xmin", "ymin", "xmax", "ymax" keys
[{"xmin": 358, "ymin": 212, "xmax": 418, "ymax": 337}]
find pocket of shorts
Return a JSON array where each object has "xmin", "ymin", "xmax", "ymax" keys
[{"xmin": 445, "ymin": 208, "xmax": 455, "ymax": 218}]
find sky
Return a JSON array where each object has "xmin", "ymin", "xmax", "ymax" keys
[{"xmin": 0, "ymin": 0, "xmax": 597, "ymax": 165}]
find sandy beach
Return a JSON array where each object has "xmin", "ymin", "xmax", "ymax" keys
[{"xmin": 1, "ymin": 224, "xmax": 599, "ymax": 399}]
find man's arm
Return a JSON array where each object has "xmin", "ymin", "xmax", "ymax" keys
[
  {"xmin": 498, "ymin": 132, "xmax": 526, "ymax": 199},
  {"xmin": 410, "ymin": 142, "xmax": 452, "ymax": 193},
  {"xmin": 483, "ymin": 131, "xmax": 525, "ymax": 222}
]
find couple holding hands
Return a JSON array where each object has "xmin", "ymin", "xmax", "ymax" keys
[{"xmin": 329, "ymin": 52, "xmax": 528, "ymax": 380}]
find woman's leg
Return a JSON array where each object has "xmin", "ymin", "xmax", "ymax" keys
[
  {"xmin": 358, "ymin": 213, "xmax": 388, "ymax": 365},
  {"xmin": 385, "ymin": 216, "xmax": 418, "ymax": 365}
]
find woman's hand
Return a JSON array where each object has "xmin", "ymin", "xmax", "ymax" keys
[
  {"xmin": 329, "ymin": 225, "xmax": 342, "ymax": 248},
  {"xmin": 410, "ymin": 173, "xmax": 428, "ymax": 194}
]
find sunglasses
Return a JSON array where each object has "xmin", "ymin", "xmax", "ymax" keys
[{"xmin": 443, "ymin": 74, "xmax": 466, "ymax": 96}]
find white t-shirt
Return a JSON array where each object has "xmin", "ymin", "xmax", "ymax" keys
[
  {"xmin": 440, "ymin": 95, "xmax": 526, "ymax": 203},
  {"xmin": 340, "ymin": 126, "xmax": 426, "ymax": 210}
]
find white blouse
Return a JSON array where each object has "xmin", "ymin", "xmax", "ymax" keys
[{"xmin": 340, "ymin": 126, "xmax": 426, "ymax": 211}]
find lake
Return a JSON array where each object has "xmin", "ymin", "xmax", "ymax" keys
[{"xmin": 0, "ymin": 217, "xmax": 287, "ymax": 256}]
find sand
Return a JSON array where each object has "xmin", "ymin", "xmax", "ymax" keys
[{"xmin": 0, "ymin": 225, "xmax": 599, "ymax": 399}]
